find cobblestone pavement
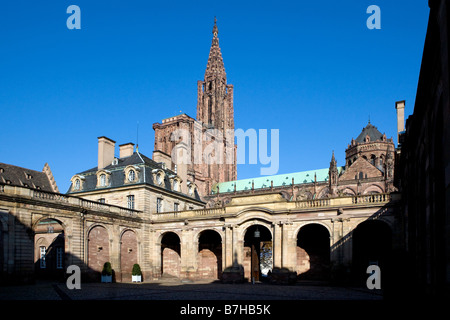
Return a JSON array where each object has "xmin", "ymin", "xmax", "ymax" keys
[{"xmin": 0, "ymin": 279, "xmax": 382, "ymax": 301}]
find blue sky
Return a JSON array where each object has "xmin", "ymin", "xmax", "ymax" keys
[{"xmin": 0, "ymin": 0, "xmax": 430, "ymax": 193}]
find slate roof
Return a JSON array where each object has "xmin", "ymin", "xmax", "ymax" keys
[
  {"xmin": 355, "ymin": 122, "xmax": 384, "ymax": 143},
  {"xmin": 0, "ymin": 162, "xmax": 54, "ymax": 192},
  {"xmin": 67, "ymin": 152, "xmax": 202, "ymax": 201}
]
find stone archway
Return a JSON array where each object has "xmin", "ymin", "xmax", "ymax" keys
[
  {"xmin": 120, "ymin": 229, "xmax": 138, "ymax": 282},
  {"xmin": 160, "ymin": 232, "xmax": 181, "ymax": 278},
  {"xmin": 33, "ymin": 218, "xmax": 65, "ymax": 280},
  {"xmin": 243, "ymin": 224, "xmax": 272, "ymax": 282},
  {"xmin": 87, "ymin": 225, "xmax": 110, "ymax": 280},
  {"xmin": 296, "ymin": 223, "xmax": 331, "ymax": 280},
  {"xmin": 197, "ymin": 229, "xmax": 222, "ymax": 280},
  {"xmin": 352, "ymin": 219, "xmax": 392, "ymax": 285}
]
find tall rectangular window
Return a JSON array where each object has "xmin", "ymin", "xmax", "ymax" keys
[
  {"xmin": 127, "ymin": 195, "xmax": 135, "ymax": 210},
  {"xmin": 174, "ymin": 203, "xmax": 179, "ymax": 212},
  {"xmin": 56, "ymin": 247, "xmax": 63, "ymax": 269},
  {"xmin": 40, "ymin": 246, "xmax": 46, "ymax": 269},
  {"xmin": 156, "ymin": 198, "xmax": 162, "ymax": 213}
]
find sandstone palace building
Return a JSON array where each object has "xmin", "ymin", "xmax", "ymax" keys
[{"xmin": 2, "ymin": 11, "xmax": 447, "ymax": 297}]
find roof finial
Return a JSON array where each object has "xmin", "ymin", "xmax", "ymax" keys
[
  {"xmin": 368, "ymin": 115, "xmax": 371, "ymax": 124},
  {"xmin": 212, "ymin": 16, "xmax": 218, "ymax": 37}
]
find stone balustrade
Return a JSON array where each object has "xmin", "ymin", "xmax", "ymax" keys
[{"xmin": 0, "ymin": 183, "xmax": 140, "ymax": 218}]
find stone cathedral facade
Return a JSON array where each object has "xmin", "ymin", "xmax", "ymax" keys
[{"xmin": 0, "ymin": 20, "xmax": 402, "ymax": 285}]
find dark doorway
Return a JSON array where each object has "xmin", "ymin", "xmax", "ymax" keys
[
  {"xmin": 352, "ymin": 220, "xmax": 392, "ymax": 285},
  {"xmin": 161, "ymin": 232, "xmax": 181, "ymax": 278},
  {"xmin": 244, "ymin": 224, "xmax": 272, "ymax": 282},
  {"xmin": 296, "ymin": 224, "xmax": 331, "ymax": 280},
  {"xmin": 34, "ymin": 218, "xmax": 65, "ymax": 280},
  {"xmin": 198, "ymin": 230, "xmax": 222, "ymax": 280}
]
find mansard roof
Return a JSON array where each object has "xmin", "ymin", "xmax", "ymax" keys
[
  {"xmin": 67, "ymin": 152, "xmax": 202, "ymax": 201},
  {"xmin": 212, "ymin": 167, "xmax": 345, "ymax": 194},
  {"xmin": 0, "ymin": 162, "xmax": 55, "ymax": 192}
]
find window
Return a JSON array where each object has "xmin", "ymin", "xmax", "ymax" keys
[
  {"xmin": 74, "ymin": 179, "xmax": 80, "ymax": 190},
  {"xmin": 174, "ymin": 203, "xmax": 179, "ymax": 211},
  {"xmin": 359, "ymin": 172, "xmax": 364, "ymax": 180},
  {"xmin": 100, "ymin": 174, "xmax": 106, "ymax": 187},
  {"xmin": 98, "ymin": 198, "xmax": 106, "ymax": 203},
  {"xmin": 156, "ymin": 198, "xmax": 162, "ymax": 213},
  {"xmin": 56, "ymin": 247, "xmax": 63, "ymax": 269},
  {"xmin": 156, "ymin": 173, "xmax": 163, "ymax": 185},
  {"xmin": 128, "ymin": 170, "xmax": 135, "ymax": 182},
  {"xmin": 40, "ymin": 246, "xmax": 46, "ymax": 269},
  {"xmin": 173, "ymin": 179, "xmax": 179, "ymax": 192},
  {"xmin": 127, "ymin": 195, "xmax": 135, "ymax": 210}
]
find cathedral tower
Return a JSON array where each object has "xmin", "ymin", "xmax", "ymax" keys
[
  {"xmin": 197, "ymin": 17, "xmax": 235, "ymax": 132},
  {"xmin": 153, "ymin": 18, "xmax": 237, "ymax": 199}
]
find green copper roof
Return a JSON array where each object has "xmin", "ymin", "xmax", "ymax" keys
[{"xmin": 212, "ymin": 167, "xmax": 344, "ymax": 194}]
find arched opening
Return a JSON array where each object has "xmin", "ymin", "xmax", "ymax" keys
[
  {"xmin": 352, "ymin": 220, "xmax": 392, "ymax": 285},
  {"xmin": 120, "ymin": 230, "xmax": 138, "ymax": 282},
  {"xmin": 34, "ymin": 218, "xmax": 65, "ymax": 280},
  {"xmin": 87, "ymin": 225, "xmax": 110, "ymax": 280},
  {"xmin": 161, "ymin": 232, "xmax": 181, "ymax": 279},
  {"xmin": 197, "ymin": 230, "xmax": 222, "ymax": 280},
  {"xmin": 296, "ymin": 224, "xmax": 330, "ymax": 280},
  {"xmin": 243, "ymin": 224, "xmax": 272, "ymax": 282},
  {"xmin": 370, "ymin": 154, "xmax": 377, "ymax": 166}
]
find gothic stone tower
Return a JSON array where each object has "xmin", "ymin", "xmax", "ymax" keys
[
  {"xmin": 197, "ymin": 18, "xmax": 235, "ymax": 133},
  {"xmin": 152, "ymin": 18, "xmax": 237, "ymax": 198}
]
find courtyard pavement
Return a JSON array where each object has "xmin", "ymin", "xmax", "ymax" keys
[{"xmin": 0, "ymin": 279, "xmax": 382, "ymax": 301}]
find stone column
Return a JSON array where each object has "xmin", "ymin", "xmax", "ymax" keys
[
  {"xmin": 281, "ymin": 222, "xmax": 294, "ymax": 270},
  {"xmin": 224, "ymin": 224, "xmax": 233, "ymax": 268},
  {"xmin": 272, "ymin": 222, "xmax": 282, "ymax": 268},
  {"xmin": 150, "ymin": 230, "xmax": 162, "ymax": 279},
  {"xmin": 180, "ymin": 227, "xmax": 196, "ymax": 279},
  {"xmin": 232, "ymin": 225, "xmax": 241, "ymax": 267}
]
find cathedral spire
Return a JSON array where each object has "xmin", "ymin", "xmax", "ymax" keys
[{"xmin": 205, "ymin": 17, "xmax": 226, "ymax": 82}]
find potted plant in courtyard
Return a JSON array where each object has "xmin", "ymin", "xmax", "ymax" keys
[
  {"xmin": 132, "ymin": 263, "xmax": 142, "ymax": 283},
  {"xmin": 101, "ymin": 262, "xmax": 113, "ymax": 283}
]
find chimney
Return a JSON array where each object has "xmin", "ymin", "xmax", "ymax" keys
[
  {"xmin": 395, "ymin": 100, "xmax": 405, "ymax": 145},
  {"xmin": 98, "ymin": 136, "xmax": 116, "ymax": 170},
  {"xmin": 119, "ymin": 143, "xmax": 135, "ymax": 158}
]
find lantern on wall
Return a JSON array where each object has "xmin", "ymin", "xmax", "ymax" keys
[{"xmin": 254, "ymin": 227, "xmax": 260, "ymax": 238}]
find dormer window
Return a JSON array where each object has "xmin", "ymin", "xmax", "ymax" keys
[
  {"xmin": 100, "ymin": 174, "xmax": 106, "ymax": 187},
  {"xmin": 128, "ymin": 170, "xmax": 135, "ymax": 182},
  {"xmin": 187, "ymin": 182, "xmax": 197, "ymax": 196},
  {"xmin": 124, "ymin": 165, "xmax": 140, "ymax": 184},
  {"xmin": 173, "ymin": 179, "xmax": 179, "ymax": 192},
  {"xmin": 96, "ymin": 170, "xmax": 111, "ymax": 188},
  {"xmin": 70, "ymin": 175, "xmax": 85, "ymax": 192},
  {"xmin": 156, "ymin": 173, "xmax": 163, "ymax": 185},
  {"xmin": 74, "ymin": 179, "xmax": 80, "ymax": 190}
]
